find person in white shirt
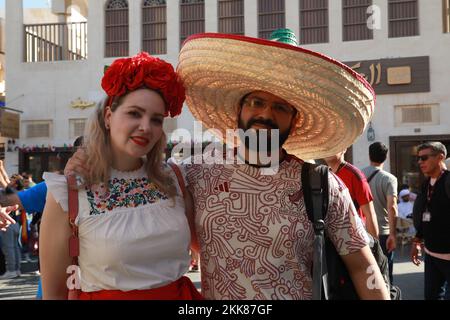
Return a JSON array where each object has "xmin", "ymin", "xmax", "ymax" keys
[
  {"xmin": 397, "ymin": 189, "xmax": 415, "ymax": 237},
  {"xmin": 398, "ymin": 189, "xmax": 414, "ymax": 219}
]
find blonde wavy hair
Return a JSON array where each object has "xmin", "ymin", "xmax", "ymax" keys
[{"xmin": 82, "ymin": 94, "xmax": 177, "ymax": 198}]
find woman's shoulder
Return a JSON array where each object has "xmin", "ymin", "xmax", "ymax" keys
[
  {"xmin": 43, "ymin": 171, "xmax": 67, "ymax": 182},
  {"xmin": 42, "ymin": 172, "xmax": 69, "ymax": 211},
  {"xmin": 42, "ymin": 172, "xmax": 69, "ymax": 191}
]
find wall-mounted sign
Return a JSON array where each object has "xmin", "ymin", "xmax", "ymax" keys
[
  {"xmin": 387, "ymin": 66, "xmax": 412, "ymax": 85},
  {"xmin": 70, "ymin": 97, "xmax": 96, "ymax": 110},
  {"xmin": 343, "ymin": 56, "xmax": 430, "ymax": 95},
  {"xmin": 0, "ymin": 110, "xmax": 20, "ymax": 139}
]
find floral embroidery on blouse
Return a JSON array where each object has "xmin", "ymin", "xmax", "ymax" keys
[{"xmin": 86, "ymin": 177, "xmax": 168, "ymax": 215}]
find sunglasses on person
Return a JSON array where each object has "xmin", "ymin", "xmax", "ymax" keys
[{"xmin": 416, "ymin": 154, "xmax": 438, "ymax": 162}]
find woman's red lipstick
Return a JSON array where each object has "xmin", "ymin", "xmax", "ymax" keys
[{"xmin": 131, "ymin": 136, "xmax": 149, "ymax": 147}]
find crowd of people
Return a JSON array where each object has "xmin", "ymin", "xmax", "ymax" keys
[
  {"xmin": 0, "ymin": 29, "xmax": 449, "ymax": 300},
  {"xmin": 0, "ymin": 167, "xmax": 40, "ymax": 279}
]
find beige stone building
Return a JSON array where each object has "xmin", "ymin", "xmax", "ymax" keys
[{"xmin": 4, "ymin": 0, "xmax": 450, "ymax": 191}]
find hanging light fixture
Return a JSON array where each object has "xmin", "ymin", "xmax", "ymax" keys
[{"xmin": 367, "ymin": 122, "xmax": 376, "ymax": 142}]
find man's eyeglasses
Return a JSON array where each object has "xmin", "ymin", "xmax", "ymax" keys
[
  {"xmin": 417, "ymin": 154, "xmax": 438, "ymax": 162},
  {"xmin": 242, "ymin": 97, "xmax": 296, "ymax": 117}
]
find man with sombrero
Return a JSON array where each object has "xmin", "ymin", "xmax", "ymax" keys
[{"xmin": 178, "ymin": 29, "xmax": 389, "ymax": 300}]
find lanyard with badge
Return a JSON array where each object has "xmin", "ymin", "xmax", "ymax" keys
[{"xmin": 423, "ymin": 170, "xmax": 444, "ymax": 222}]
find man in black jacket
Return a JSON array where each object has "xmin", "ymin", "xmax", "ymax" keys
[{"xmin": 411, "ymin": 142, "xmax": 450, "ymax": 300}]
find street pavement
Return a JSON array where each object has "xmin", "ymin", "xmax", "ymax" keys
[
  {"xmin": 0, "ymin": 260, "xmax": 40, "ymax": 300},
  {"xmin": 0, "ymin": 242, "xmax": 424, "ymax": 300},
  {"xmin": 391, "ymin": 242, "xmax": 425, "ymax": 300}
]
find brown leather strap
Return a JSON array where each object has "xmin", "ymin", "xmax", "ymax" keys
[
  {"xmin": 67, "ymin": 175, "xmax": 79, "ymax": 261},
  {"xmin": 167, "ymin": 161, "xmax": 186, "ymax": 198}
]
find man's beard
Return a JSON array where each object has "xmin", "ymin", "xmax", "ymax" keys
[{"xmin": 238, "ymin": 118, "xmax": 290, "ymax": 153}]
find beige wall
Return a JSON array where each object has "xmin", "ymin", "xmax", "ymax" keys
[{"xmin": 23, "ymin": 9, "xmax": 60, "ymax": 24}]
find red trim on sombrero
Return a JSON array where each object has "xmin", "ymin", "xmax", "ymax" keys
[{"xmin": 182, "ymin": 33, "xmax": 376, "ymax": 108}]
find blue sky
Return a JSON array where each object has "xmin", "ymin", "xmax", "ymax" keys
[{"xmin": 0, "ymin": 0, "xmax": 51, "ymax": 9}]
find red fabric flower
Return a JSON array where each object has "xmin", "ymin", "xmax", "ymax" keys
[{"xmin": 101, "ymin": 52, "xmax": 185, "ymax": 117}]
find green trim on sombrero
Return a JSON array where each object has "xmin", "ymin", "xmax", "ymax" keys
[{"xmin": 269, "ymin": 28, "xmax": 298, "ymax": 46}]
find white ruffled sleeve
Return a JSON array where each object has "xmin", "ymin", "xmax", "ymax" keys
[{"xmin": 42, "ymin": 172, "xmax": 69, "ymax": 212}]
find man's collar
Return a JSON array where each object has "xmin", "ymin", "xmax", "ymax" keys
[{"xmin": 235, "ymin": 148, "xmax": 288, "ymax": 168}]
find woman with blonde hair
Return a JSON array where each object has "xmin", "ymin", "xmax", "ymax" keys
[{"xmin": 39, "ymin": 52, "xmax": 201, "ymax": 300}]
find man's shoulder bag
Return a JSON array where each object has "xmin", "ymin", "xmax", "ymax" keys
[{"xmin": 301, "ymin": 162, "xmax": 401, "ymax": 300}]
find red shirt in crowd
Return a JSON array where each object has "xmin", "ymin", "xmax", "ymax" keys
[{"xmin": 335, "ymin": 162, "xmax": 373, "ymax": 223}]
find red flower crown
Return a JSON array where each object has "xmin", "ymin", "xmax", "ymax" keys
[{"xmin": 101, "ymin": 52, "xmax": 185, "ymax": 117}]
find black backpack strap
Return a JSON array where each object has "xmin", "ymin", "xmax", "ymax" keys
[
  {"xmin": 302, "ymin": 163, "xmax": 329, "ymax": 221},
  {"xmin": 366, "ymin": 168, "xmax": 380, "ymax": 183},
  {"xmin": 301, "ymin": 162, "xmax": 329, "ymax": 300}
]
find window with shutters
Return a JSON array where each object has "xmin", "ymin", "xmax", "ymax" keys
[
  {"xmin": 258, "ymin": 0, "xmax": 285, "ymax": 40},
  {"xmin": 24, "ymin": 120, "xmax": 53, "ymax": 139},
  {"xmin": 69, "ymin": 119, "xmax": 87, "ymax": 140},
  {"xmin": 180, "ymin": 0, "xmax": 205, "ymax": 47},
  {"xmin": 105, "ymin": 0, "xmax": 129, "ymax": 57},
  {"xmin": 218, "ymin": 0, "xmax": 244, "ymax": 35},
  {"xmin": 343, "ymin": 0, "xmax": 373, "ymax": 41},
  {"xmin": 388, "ymin": 0, "xmax": 419, "ymax": 38},
  {"xmin": 394, "ymin": 104, "xmax": 439, "ymax": 127},
  {"xmin": 444, "ymin": 0, "xmax": 450, "ymax": 33},
  {"xmin": 143, "ymin": 0, "xmax": 167, "ymax": 55},
  {"xmin": 299, "ymin": 0, "xmax": 328, "ymax": 44}
]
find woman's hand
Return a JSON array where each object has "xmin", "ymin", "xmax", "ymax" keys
[{"xmin": 64, "ymin": 148, "xmax": 89, "ymax": 178}]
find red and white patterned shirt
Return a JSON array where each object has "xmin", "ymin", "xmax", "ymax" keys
[{"xmin": 182, "ymin": 152, "xmax": 369, "ymax": 300}]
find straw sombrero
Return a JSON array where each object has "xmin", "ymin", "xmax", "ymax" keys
[{"xmin": 177, "ymin": 31, "xmax": 375, "ymax": 160}]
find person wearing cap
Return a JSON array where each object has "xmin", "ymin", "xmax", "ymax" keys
[
  {"xmin": 398, "ymin": 189, "xmax": 413, "ymax": 220},
  {"xmin": 39, "ymin": 53, "xmax": 202, "ymax": 300},
  {"xmin": 397, "ymin": 189, "xmax": 415, "ymax": 241},
  {"xmin": 399, "ymin": 184, "xmax": 417, "ymax": 201},
  {"xmin": 176, "ymin": 30, "xmax": 389, "ymax": 300},
  {"xmin": 324, "ymin": 150, "xmax": 379, "ymax": 239}
]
